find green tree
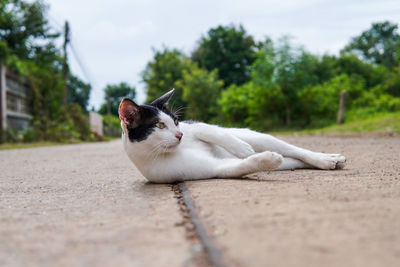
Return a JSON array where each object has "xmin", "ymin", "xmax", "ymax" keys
[
  {"xmin": 217, "ymin": 44, "xmax": 283, "ymax": 129},
  {"xmin": 272, "ymin": 37, "xmax": 321, "ymax": 125},
  {"xmin": 218, "ymin": 82, "xmax": 256, "ymax": 126},
  {"xmin": 250, "ymin": 39, "xmax": 275, "ymax": 88},
  {"xmin": 67, "ymin": 75, "xmax": 91, "ymax": 112},
  {"xmin": 0, "ymin": 0, "xmax": 95, "ymax": 143},
  {"xmin": 0, "ymin": 0, "xmax": 59, "ymax": 61},
  {"xmin": 176, "ymin": 61, "xmax": 223, "ymax": 122},
  {"xmin": 313, "ymin": 55, "xmax": 339, "ymax": 82},
  {"xmin": 336, "ymin": 53, "xmax": 386, "ymax": 88},
  {"xmin": 344, "ymin": 21, "xmax": 400, "ymax": 69},
  {"xmin": 217, "ymin": 37, "xmax": 332, "ymax": 129},
  {"xmin": 386, "ymin": 66, "xmax": 400, "ymax": 96},
  {"xmin": 142, "ymin": 48, "xmax": 189, "ymax": 110},
  {"xmin": 192, "ymin": 24, "xmax": 257, "ymax": 87},
  {"xmin": 99, "ymin": 82, "xmax": 136, "ymax": 116}
]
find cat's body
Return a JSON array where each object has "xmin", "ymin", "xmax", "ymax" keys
[{"xmin": 120, "ymin": 89, "xmax": 346, "ymax": 183}]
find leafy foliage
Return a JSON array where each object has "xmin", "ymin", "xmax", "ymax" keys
[
  {"xmin": 218, "ymin": 37, "xmax": 327, "ymax": 128},
  {"xmin": 142, "ymin": 48, "xmax": 225, "ymax": 120},
  {"xmin": 102, "ymin": 114, "xmax": 121, "ymax": 137},
  {"xmin": 344, "ymin": 21, "xmax": 400, "ymax": 69},
  {"xmin": 0, "ymin": 0, "xmax": 94, "ymax": 143},
  {"xmin": 0, "ymin": 0, "xmax": 59, "ymax": 61},
  {"xmin": 141, "ymin": 21, "xmax": 400, "ymax": 132},
  {"xmin": 178, "ymin": 62, "xmax": 223, "ymax": 122},
  {"xmin": 192, "ymin": 24, "xmax": 256, "ymax": 87},
  {"xmin": 142, "ymin": 48, "xmax": 189, "ymax": 111},
  {"xmin": 298, "ymin": 74, "xmax": 365, "ymax": 127},
  {"xmin": 67, "ymin": 75, "xmax": 91, "ymax": 112},
  {"xmin": 98, "ymin": 82, "xmax": 136, "ymax": 116}
]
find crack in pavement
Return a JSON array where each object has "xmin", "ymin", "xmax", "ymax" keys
[{"xmin": 171, "ymin": 183, "xmax": 226, "ymax": 267}]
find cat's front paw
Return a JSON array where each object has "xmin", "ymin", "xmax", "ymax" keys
[{"xmin": 229, "ymin": 140, "xmax": 255, "ymax": 158}]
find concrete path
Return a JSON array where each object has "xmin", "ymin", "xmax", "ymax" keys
[
  {"xmin": 0, "ymin": 142, "xmax": 190, "ymax": 267},
  {"xmin": 1, "ymin": 137, "xmax": 399, "ymax": 267}
]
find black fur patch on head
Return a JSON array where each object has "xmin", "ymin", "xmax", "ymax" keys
[
  {"xmin": 126, "ymin": 98, "xmax": 179, "ymax": 143},
  {"xmin": 127, "ymin": 105, "xmax": 159, "ymax": 142}
]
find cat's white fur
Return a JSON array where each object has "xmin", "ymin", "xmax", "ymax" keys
[{"xmin": 121, "ymin": 91, "xmax": 346, "ymax": 183}]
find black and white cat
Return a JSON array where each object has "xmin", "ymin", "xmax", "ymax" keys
[{"xmin": 119, "ymin": 89, "xmax": 346, "ymax": 183}]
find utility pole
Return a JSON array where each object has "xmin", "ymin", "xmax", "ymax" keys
[{"xmin": 62, "ymin": 21, "xmax": 70, "ymax": 105}]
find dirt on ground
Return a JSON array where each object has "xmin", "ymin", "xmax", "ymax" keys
[{"xmin": 0, "ymin": 137, "xmax": 399, "ymax": 267}]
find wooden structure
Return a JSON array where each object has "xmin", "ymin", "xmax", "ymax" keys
[
  {"xmin": 337, "ymin": 90, "xmax": 347, "ymax": 124},
  {"xmin": 0, "ymin": 65, "xmax": 33, "ymax": 131}
]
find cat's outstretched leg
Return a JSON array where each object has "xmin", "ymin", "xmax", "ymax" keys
[
  {"xmin": 214, "ymin": 151, "xmax": 283, "ymax": 178},
  {"xmin": 228, "ymin": 128, "xmax": 346, "ymax": 170},
  {"xmin": 275, "ymin": 157, "xmax": 311, "ymax": 170}
]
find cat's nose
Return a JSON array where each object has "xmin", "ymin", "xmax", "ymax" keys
[{"xmin": 175, "ymin": 131, "xmax": 183, "ymax": 141}]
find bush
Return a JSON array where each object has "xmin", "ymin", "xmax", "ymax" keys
[
  {"xmin": 217, "ymin": 81, "xmax": 285, "ymax": 130},
  {"xmin": 298, "ymin": 74, "xmax": 365, "ymax": 127},
  {"xmin": 0, "ymin": 103, "xmax": 100, "ymax": 144},
  {"xmin": 28, "ymin": 103, "xmax": 95, "ymax": 143},
  {"xmin": 2, "ymin": 127, "xmax": 37, "ymax": 143},
  {"xmin": 103, "ymin": 115, "xmax": 121, "ymax": 137},
  {"xmin": 354, "ymin": 85, "xmax": 400, "ymax": 112}
]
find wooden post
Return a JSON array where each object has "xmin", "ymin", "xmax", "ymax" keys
[{"xmin": 337, "ymin": 90, "xmax": 347, "ymax": 124}]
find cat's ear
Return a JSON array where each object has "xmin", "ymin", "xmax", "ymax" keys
[
  {"xmin": 119, "ymin": 98, "xmax": 141, "ymax": 127},
  {"xmin": 150, "ymin": 88, "xmax": 175, "ymax": 108}
]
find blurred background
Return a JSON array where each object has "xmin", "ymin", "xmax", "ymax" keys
[{"xmin": 0, "ymin": 0, "xmax": 399, "ymax": 146}]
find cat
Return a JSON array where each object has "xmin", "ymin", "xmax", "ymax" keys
[{"xmin": 119, "ymin": 89, "xmax": 346, "ymax": 183}]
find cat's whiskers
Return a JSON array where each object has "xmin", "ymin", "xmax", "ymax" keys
[
  {"xmin": 169, "ymin": 104, "xmax": 187, "ymax": 119},
  {"xmin": 147, "ymin": 142, "xmax": 165, "ymax": 162},
  {"xmin": 147, "ymin": 139, "xmax": 172, "ymax": 163},
  {"xmin": 173, "ymin": 106, "xmax": 187, "ymax": 119}
]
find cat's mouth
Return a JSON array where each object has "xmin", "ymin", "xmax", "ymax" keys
[{"xmin": 165, "ymin": 142, "xmax": 180, "ymax": 150}]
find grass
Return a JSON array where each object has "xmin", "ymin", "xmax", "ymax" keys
[
  {"xmin": 0, "ymin": 137, "xmax": 120, "ymax": 151},
  {"xmin": 0, "ymin": 141, "xmax": 62, "ymax": 151},
  {"xmin": 298, "ymin": 112, "xmax": 400, "ymax": 136}
]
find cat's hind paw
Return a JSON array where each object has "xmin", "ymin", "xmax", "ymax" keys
[{"xmin": 310, "ymin": 153, "xmax": 346, "ymax": 170}]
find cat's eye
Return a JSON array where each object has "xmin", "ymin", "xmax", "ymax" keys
[
  {"xmin": 174, "ymin": 119, "xmax": 179, "ymax": 126},
  {"xmin": 155, "ymin": 122, "xmax": 166, "ymax": 129}
]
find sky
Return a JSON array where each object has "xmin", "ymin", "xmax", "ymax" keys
[{"xmin": 44, "ymin": 0, "xmax": 400, "ymax": 109}]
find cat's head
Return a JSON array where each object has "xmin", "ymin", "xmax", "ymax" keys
[{"xmin": 118, "ymin": 89, "xmax": 183, "ymax": 152}]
